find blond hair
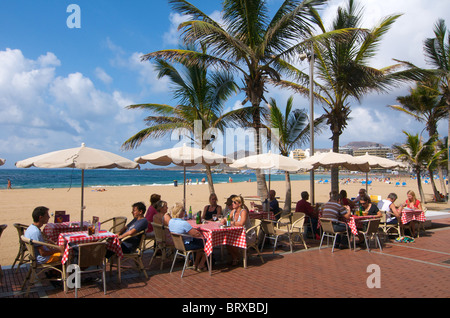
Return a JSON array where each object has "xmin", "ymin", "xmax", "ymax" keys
[
  {"xmin": 171, "ymin": 202, "xmax": 185, "ymax": 218},
  {"xmin": 407, "ymin": 190, "xmax": 417, "ymax": 203},
  {"xmin": 231, "ymin": 195, "xmax": 244, "ymax": 206}
]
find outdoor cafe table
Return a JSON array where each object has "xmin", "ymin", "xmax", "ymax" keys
[
  {"xmin": 57, "ymin": 230, "xmax": 123, "ymax": 264},
  {"xmin": 44, "ymin": 222, "xmax": 89, "ymax": 242},
  {"xmin": 187, "ymin": 220, "xmax": 247, "ymax": 274},
  {"xmin": 401, "ymin": 209, "xmax": 426, "ymax": 225}
]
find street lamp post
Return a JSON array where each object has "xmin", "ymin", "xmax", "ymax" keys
[{"xmin": 300, "ymin": 45, "xmax": 315, "ymax": 204}]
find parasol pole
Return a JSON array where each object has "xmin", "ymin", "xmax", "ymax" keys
[{"xmin": 81, "ymin": 169, "xmax": 85, "ymax": 227}]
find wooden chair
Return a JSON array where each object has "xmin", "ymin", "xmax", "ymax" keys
[
  {"xmin": 109, "ymin": 230, "xmax": 148, "ymax": 283},
  {"xmin": 101, "ymin": 217, "xmax": 127, "ymax": 234},
  {"xmin": 319, "ymin": 218, "xmax": 351, "ymax": 253},
  {"xmin": 68, "ymin": 241, "xmax": 107, "ymax": 298},
  {"xmin": 12, "ymin": 223, "xmax": 31, "ymax": 272},
  {"xmin": 290, "ymin": 212, "xmax": 308, "ymax": 250},
  {"xmin": 148, "ymin": 222, "xmax": 175, "ymax": 270},
  {"xmin": 357, "ymin": 218, "xmax": 382, "ymax": 252},
  {"xmin": 20, "ymin": 235, "xmax": 67, "ymax": 296},
  {"xmin": 243, "ymin": 219, "xmax": 264, "ymax": 268},
  {"xmin": 0, "ymin": 224, "xmax": 7, "ymax": 279},
  {"xmin": 261, "ymin": 219, "xmax": 293, "ymax": 254},
  {"xmin": 170, "ymin": 233, "xmax": 209, "ymax": 278},
  {"xmin": 379, "ymin": 211, "xmax": 401, "ymax": 238}
]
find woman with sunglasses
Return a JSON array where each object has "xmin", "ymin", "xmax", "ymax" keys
[
  {"xmin": 221, "ymin": 195, "xmax": 255, "ymax": 266},
  {"xmin": 359, "ymin": 195, "xmax": 381, "ymax": 217}
]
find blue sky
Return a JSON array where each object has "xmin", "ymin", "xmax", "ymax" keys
[{"xmin": 1, "ymin": 0, "xmax": 450, "ymax": 168}]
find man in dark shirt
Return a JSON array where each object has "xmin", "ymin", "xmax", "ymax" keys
[{"xmin": 295, "ymin": 191, "xmax": 319, "ymax": 238}]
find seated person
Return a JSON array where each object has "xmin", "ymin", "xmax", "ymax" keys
[
  {"xmin": 223, "ymin": 195, "xmax": 235, "ymax": 216},
  {"xmin": 321, "ymin": 191, "xmax": 352, "ymax": 248},
  {"xmin": 144, "ymin": 193, "xmax": 161, "ymax": 235},
  {"xmin": 295, "ymin": 191, "xmax": 319, "ymax": 238},
  {"xmin": 262, "ymin": 190, "xmax": 282, "ymax": 219},
  {"xmin": 202, "ymin": 193, "xmax": 222, "ymax": 220},
  {"xmin": 339, "ymin": 190, "xmax": 355, "ymax": 211},
  {"xmin": 168, "ymin": 204, "xmax": 207, "ymax": 272},
  {"xmin": 107, "ymin": 202, "xmax": 148, "ymax": 258},
  {"xmin": 378, "ymin": 193, "xmax": 400, "ymax": 224},
  {"xmin": 352, "ymin": 188, "xmax": 367, "ymax": 207},
  {"xmin": 24, "ymin": 206, "xmax": 65, "ymax": 264},
  {"xmin": 359, "ymin": 195, "xmax": 381, "ymax": 217},
  {"xmin": 153, "ymin": 200, "xmax": 173, "ymax": 245},
  {"xmin": 220, "ymin": 195, "xmax": 255, "ymax": 266}
]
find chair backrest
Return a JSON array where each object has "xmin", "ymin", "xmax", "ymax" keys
[
  {"xmin": 20, "ymin": 235, "xmax": 37, "ymax": 262},
  {"xmin": 319, "ymin": 218, "xmax": 336, "ymax": 234},
  {"xmin": 152, "ymin": 222, "xmax": 166, "ymax": 244},
  {"xmin": 261, "ymin": 220, "xmax": 276, "ymax": 235},
  {"xmin": 170, "ymin": 233, "xmax": 187, "ymax": 253},
  {"xmin": 291, "ymin": 213, "xmax": 306, "ymax": 229},
  {"xmin": 77, "ymin": 242, "xmax": 107, "ymax": 268},
  {"xmin": 110, "ymin": 217, "xmax": 127, "ymax": 234},
  {"xmin": 252, "ymin": 219, "xmax": 262, "ymax": 237},
  {"xmin": 379, "ymin": 211, "xmax": 388, "ymax": 223},
  {"xmin": 13, "ymin": 223, "xmax": 28, "ymax": 237},
  {"xmin": 0, "ymin": 224, "xmax": 7, "ymax": 237},
  {"xmin": 365, "ymin": 218, "xmax": 381, "ymax": 235}
]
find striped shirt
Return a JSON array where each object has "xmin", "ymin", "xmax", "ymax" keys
[{"xmin": 322, "ymin": 201, "xmax": 347, "ymax": 222}]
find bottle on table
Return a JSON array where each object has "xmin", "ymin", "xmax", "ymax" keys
[
  {"xmin": 189, "ymin": 206, "xmax": 193, "ymax": 220},
  {"xmin": 196, "ymin": 212, "xmax": 201, "ymax": 224},
  {"xmin": 226, "ymin": 212, "xmax": 231, "ymax": 227}
]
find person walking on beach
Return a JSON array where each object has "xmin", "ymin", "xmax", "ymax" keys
[{"xmin": 7, "ymin": 179, "xmax": 11, "ymax": 189}]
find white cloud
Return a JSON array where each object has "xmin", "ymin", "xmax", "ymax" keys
[
  {"xmin": 163, "ymin": 12, "xmax": 192, "ymax": 46},
  {"xmin": 95, "ymin": 67, "xmax": 113, "ymax": 84}
]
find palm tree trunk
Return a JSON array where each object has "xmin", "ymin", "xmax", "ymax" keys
[
  {"xmin": 438, "ymin": 167, "xmax": 447, "ymax": 199},
  {"xmin": 283, "ymin": 171, "xmax": 292, "ymax": 212},
  {"xmin": 205, "ymin": 165, "xmax": 215, "ymax": 194},
  {"xmin": 252, "ymin": 100, "xmax": 268, "ymax": 201},
  {"xmin": 331, "ymin": 133, "xmax": 340, "ymax": 193},
  {"xmin": 416, "ymin": 169, "xmax": 426, "ymax": 204},
  {"xmin": 428, "ymin": 167, "xmax": 442, "ymax": 202}
]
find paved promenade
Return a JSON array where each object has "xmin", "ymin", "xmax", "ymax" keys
[{"xmin": 1, "ymin": 217, "xmax": 449, "ymax": 303}]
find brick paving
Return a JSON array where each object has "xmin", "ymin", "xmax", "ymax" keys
[{"xmin": 1, "ymin": 218, "xmax": 450, "ymax": 300}]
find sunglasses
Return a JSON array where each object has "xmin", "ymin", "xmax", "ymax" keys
[{"xmin": 232, "ymin": 201, "xmax": 240, "ymax": 204}]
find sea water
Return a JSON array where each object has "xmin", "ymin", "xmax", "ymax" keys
[{"xmin": 0, "ymin": 168, "xmax": 340, "ymax": 190}]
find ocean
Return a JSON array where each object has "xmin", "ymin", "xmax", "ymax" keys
[{"xmin": 0, "ymin": 168, "xmax": 338, "ymax": 190}]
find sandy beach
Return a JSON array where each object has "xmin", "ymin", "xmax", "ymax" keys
[{"xmin": 1, "ymin": 175, "xmax": 449, "ymax": 266}]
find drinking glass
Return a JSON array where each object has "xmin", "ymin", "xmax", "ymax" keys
[{"xmin": 212, "ymin": 214, "xmax": 217, "ymax": 221}]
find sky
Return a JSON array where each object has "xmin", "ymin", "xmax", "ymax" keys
[{"xmin": 1, "ymin": 0, "xmax": 450, "ymax": 168}]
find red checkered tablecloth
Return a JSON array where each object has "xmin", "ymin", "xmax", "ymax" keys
[
  {"xmin": 348, "ymin": 216, "xmax": 380, "ymax": 235},
  {"xmin": 401, "ymin": 210, "xmax": 426, "ymax": 224},
  {"xmin": 58, "ymin": 231, "xmax": 123, "ymax": 264},
  {"xmin": 248, "ymin": 210, "xmax": 275, "ymax": 220},
  {"xmin": 44, "ymin": 222, "xmax": 89, "ymax": 242},
  {"xmin": 187, "ymin": 220, "xmax": 247, "ymax": 256}
]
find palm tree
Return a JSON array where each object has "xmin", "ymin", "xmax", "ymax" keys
[
  {"xmin": 395, "ymin": 131, "xmax": 437, "ymax": 203},
  {"xmin": 122, "ymin": 45, "xmax": 240, "ymax": 194},
  {"xmin": 389, "ymin": 76, "xmax": 448, "ymax": 200},
  {"xmin": 265, "ymin": 96, "xmax": 326, "ymax": 211},
  {"xmin": 424, "ymin": 19, "xmax": 450, "ymax": 193},
  {"xmin": 140, "ymin": 0, "xmax": 331, "ymax": 201},
  {"xmin": 273, "ymin": 0, "xmax": 425, "ymax": 192}
]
